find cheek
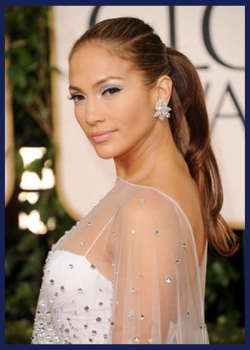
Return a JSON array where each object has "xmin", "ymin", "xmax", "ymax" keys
[
  {"xmin": 120, "ymin": 99, "xmax": 147, "ymax": 124},
  {"xmin": 124, "ymin": 99, "xmax": 154, "ymax": 128},
  {"xmin": 74, "ymin": 107, "xmax": 87, "ymax": 131}
]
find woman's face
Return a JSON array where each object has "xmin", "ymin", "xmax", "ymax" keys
[{"xmin": 69, "ymin": 43, "xmax": 158, "ymax": 161}]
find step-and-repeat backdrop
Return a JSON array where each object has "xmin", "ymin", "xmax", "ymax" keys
[{"xmin": 6, "ymin": 6, "xmax": 245, "ymax": 229}]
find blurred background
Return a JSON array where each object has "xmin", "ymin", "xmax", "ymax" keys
[{"xmin": 5, "ymin": 6, "xmax": 245, "ymax": 344}]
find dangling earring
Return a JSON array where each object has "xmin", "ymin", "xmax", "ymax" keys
[{"xmin": 154, "ymin": 100, "xmax": 171, "ymax": 121}]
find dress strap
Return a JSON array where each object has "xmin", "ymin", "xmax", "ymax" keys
[{"xmin": 84, "ymin": 215, "xmax": 114, "ymax": 257}]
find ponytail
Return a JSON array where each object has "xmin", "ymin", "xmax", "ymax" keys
[{"xmin": 167, "ymin": 47, "xmax": 239, "ymax": 256}]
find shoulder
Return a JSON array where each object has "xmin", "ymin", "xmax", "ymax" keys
[
  {"xmin": 111, "ymin": 185, "xmax": 188, "ymax": 257},
  {"xmin": 117, "ymin": 185, "xmax": 184, "ymax": 224}
]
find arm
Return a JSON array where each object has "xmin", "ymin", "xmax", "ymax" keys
[{"xmin": 109, "ymin": 189, "xmax": 184, "ymax": 344}]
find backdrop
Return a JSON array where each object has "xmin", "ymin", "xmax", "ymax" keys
[{"xmin": 10, "ymin": 6, "xmax": 245, "ymax": 228}]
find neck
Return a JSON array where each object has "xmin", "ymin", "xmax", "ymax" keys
[{"xmin": 114, "ymin": 124, "xmax": 183, "ymax": 185}]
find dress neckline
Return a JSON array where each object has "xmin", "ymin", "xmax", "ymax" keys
[{"xmin": 53, "ymin": 250, "xmax": 113, "ymax": 286}]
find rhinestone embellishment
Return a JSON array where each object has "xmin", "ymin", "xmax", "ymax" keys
[
  {"xmin": 154, "ymin": 99, "xmax": 171, "ymax": 120},
  {"xmin": 165, "ymin": 277, "xmax": 171, "ymax": 284}
]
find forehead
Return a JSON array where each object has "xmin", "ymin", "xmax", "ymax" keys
[{"xmin": 69, "ymin": 43, "xmax": 135, "ymax": 83}]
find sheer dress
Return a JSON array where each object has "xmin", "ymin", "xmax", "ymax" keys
[{"xmin": 32, "ymin": 176, "xmax": 209, "ymax": 344}]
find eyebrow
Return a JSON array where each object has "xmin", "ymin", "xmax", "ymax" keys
[{"xmin": 69, "ymin": 76, "xmax": 125, "ymax": 92}]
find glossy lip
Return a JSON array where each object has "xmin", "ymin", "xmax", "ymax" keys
[{"xmin": 90, "ymin": 130, "xmax": 117, "ymax": 143}]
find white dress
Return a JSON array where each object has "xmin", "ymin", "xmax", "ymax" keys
[{"xmin": 32, "ymin": 177, "xmax": 209, "ymax": 344}]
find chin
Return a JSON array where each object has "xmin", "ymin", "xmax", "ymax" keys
[
  {"xmin": 92, "ymin": 144, "xmax": 121, "ymax": 160},
  {"xmin": 94, "ymin": 150, "xmax": 115, "ymax": 160},
  {"xmin": 97, "ymin": 154, "xmax": 114, "ymax": 160}
]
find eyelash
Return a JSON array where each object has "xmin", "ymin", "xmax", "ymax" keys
[
  {"xmin": 68, "ymin": 87, "xmax": 122, "ymax": 102},
  {"xmin": 102, "ymin": 87, "xmax": 121, "ymax": 96},
  {"xmin": 67, "ymin": 93, "xmax": 85, "ymax": 102}
]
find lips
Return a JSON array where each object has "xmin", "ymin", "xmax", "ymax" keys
[{"xmin": 90, "ymin": 130, "xmax": 117, "ymax": 143}]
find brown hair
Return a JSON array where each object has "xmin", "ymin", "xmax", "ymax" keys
[{"xmin": 69, "ymin": 17, "xmax": 239, "ymax": 256}]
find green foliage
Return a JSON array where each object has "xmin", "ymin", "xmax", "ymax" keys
[
  {"xmin": 5, "ymin": 6, "xmax": 75, "ymax": 344},
  {"xmin": 5, "ymin": 319, "xmax": 34, "ymax": 345},
  {"xmin": 5, "ymin": 5, "xmax": 59, "ymax": 145},
  {"xmin": 5, "ymin": 6, "xmax": 245, "ymax": 345},
  {"xmin": 205, "ymin": 245, "xmax": 245, "ymax": 344}
]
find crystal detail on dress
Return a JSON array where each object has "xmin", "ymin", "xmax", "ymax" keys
[
  {"xmin": 50, "ymin": 279, "xmax": 54, "ymax": 285},
  {"xmin": 60, "ymin": 286, "xmax": 65, "ymax": 292},
  {"xmin": 96, "ymin": 317, "xmax": 102, "ymax": 322},
  {"xmin": 182, "ymin": 243, "xmax": 186, "ymax": 248},
  {"xmin": 31, "ymin": 177, "xmax": 209, "ymax": 345},
  {"xmin": 139, "ymin": 198, "xmax": 146, "ymax": 205},
  {"xmin": 165, "ymin": 277, "xmax": 171, "ymax": 284}
]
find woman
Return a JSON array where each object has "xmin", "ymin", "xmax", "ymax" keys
[{"xmin": 32, "ymin": 17, "xmax": 238, "ymax": 344}]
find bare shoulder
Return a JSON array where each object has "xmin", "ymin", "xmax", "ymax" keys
[
  {"xmin": 117, "ymin": 182, "xmax": 186, "ymax": 223},
  {"xmin": 155, "ymin": 173, "xmax": 205, "ymax": 261}
]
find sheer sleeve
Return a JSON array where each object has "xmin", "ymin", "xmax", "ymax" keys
[
  {"xmin": 108, "ymin": 188, "xmax": 207, "ymax": 344},
  {"xmin": 31, "ymin": 180, "xmax": 208, "ymax": 344}
]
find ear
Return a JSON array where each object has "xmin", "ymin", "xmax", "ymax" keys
[{"xmin": 156, "ymin": 75, "xmax": 172, "ymax": 103}]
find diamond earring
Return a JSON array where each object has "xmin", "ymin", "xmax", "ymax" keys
[{"xmin": 154, "ymin": 100, "xmax": 171, "ymax": 121}]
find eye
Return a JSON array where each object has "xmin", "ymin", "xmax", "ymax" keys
[
  {"xmin": 68, "ymin": 93, "xmax": 85, "ymax": 102},
  {"xmin": 102, "ymin": 87, "xmax": 121, "ymax": 96}
]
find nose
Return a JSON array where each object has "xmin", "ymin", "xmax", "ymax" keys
[{"xmin": 85, "ymin": 99, "xmax": 105, "ymax": 126}]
